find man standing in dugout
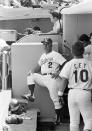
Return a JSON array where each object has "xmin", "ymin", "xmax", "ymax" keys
[{"xmin": 22, "ymin": 38, "xmax": 67, "ymax": 124}]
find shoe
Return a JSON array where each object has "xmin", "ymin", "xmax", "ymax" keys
[{"xmin": 21, "ymin": 94, "xmax": 35, "ymax": 102}]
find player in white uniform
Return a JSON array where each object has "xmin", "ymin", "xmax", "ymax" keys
[
  {"xmin": 22, "ymin": 38, "xmax": 67, "ymax": 124},
  {"xmin": 40, "ymin": 11, "xmax": 62, "ymax": 35},
  {"xmin": 84, "ymin": 33, "xmax": 92, "ymax": 63},
  {"xmin": 59, "ymin": 41, "xmax": 92, "ymax": 131},
  {"xmin": 49, "ymin": 11, "xmax": 62, "ymax": 34}
]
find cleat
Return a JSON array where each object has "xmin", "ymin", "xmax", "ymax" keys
[{"xmin": 21, "ymin": 94, "xmax": 35, "ymax": 102}]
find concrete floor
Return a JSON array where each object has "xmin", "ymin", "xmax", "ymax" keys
[
  {"xmin": 55, "ymin": 123, "xmax": 70, "ymax": 131},
  {"xmin": 54, "ymin": 123, "xmax": 83, "ymax": 131},
  {"xmin": 37, "ymin": 122, "xmax": 84, "ymax": 131},
  {"xmin": 37, "ymin": 119, "xmax": 84, "ymax": 131}
]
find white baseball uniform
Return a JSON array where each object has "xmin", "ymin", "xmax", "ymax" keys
[
  {"xmin": 59, "ymin": 58, "xmax": 92, "ymax": 131},
  {"xmin": 84, "ymin": 45, "xmax": 92, "ymax": 62},
  {"xmin": 27, "ymin": 50, "xmax": 66, "ymax": 109},
  {"xmin": 53, "ymin": 20, "xmax": 62, "ymax": 34}
]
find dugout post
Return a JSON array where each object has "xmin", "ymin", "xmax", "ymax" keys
[{"xmin": 2, "ymin": 51, "xmax": 9, "ymax": 90}]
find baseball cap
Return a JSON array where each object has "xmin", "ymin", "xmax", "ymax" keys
[
  {"xmin": 50, "ymin": 10, "xmax": 61, "ymax": 19},
  {"xmin": 41, "ymin": 38, "xmax": 52, "ymax": 45},
  {"xmin": 79, "ymin": 34, "xmax": 90, "ymax": 42}
]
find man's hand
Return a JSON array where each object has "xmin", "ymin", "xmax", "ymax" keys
[
  {"xmin": 58, "ymin": 91, "xmax": 64, "ymax": 106},
  {"xmin": 59, "ymin": 96, "xmax": 64, "ymax": 106},
  {"xmin": 51, "ymin": 72, "xmax": 60, "ymax": 79}
]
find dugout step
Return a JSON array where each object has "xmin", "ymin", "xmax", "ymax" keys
[{"xmin": 37, "ymin": 115, "xmax": 56, "ymax": 131}]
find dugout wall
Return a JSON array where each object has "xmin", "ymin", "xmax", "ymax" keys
[{"xmin": 62, "ymin": 0, "xmax": 92, "ymax": 49}]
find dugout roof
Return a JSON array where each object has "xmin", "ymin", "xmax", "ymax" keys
[{"xmin": 62, "ymin": 0, "xmax": 92, "ymax": 14}]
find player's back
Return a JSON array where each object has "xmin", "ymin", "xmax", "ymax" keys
[{"xmin": 65, "ymin": 58, "xmax": 92, "ymax": 90}]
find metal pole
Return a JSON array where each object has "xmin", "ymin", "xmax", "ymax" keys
[{"xmin": 2, "ymin": 51, "xmax": 8, "ymax": 90}]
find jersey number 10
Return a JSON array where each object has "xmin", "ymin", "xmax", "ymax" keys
[{"xmin": 73, "ymin": 69, "xmax": 88, "ymax": 83}]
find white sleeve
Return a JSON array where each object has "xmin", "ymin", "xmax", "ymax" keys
[
  {"xmin": 55, "ymin": 52, "xmax": 66, "ymax": 65},
  {"xmin": 53, "ymin": 25, "xmax": 59, "ymax": 34},
  {"xmin": 59, "ymin": 61, "xmax": 71, "ymax": 79},
  {"xmin": 53, "ymin": 20, "xmax": 62, "ymax": 33},
  {"xmin": 84, "ymin": 45, "xmax": 91, "ymax": 55}
]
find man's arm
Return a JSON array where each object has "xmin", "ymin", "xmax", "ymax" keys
[
  {"xmin": 38, "ymin": 32, "xmax": 58, "ymax": 36},
  {"xmin": 40, "ymin": 26, "xmax": 61, "ymax": 35},
  {"xmin": 45, "ymin": 30, "xmax": 58, "ymax": 35},
  {"xmin": 39, "ymin": 20, "xmax": 63, "ymax": 35},
  {"xmin": 58, "ymin": 77, "xmax": 68, "ymax": 93},
  {"xmin": 84, "ymin": 45, "xmax": 91, "ymax": 55},
  {"xmin": 58, "ymin": 77, "xmax": 68, "ymax": 105}
]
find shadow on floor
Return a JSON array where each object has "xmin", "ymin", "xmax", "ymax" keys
[{"xmin": 37, "ymin": 119, "xmax": 84, "ymax": 131}]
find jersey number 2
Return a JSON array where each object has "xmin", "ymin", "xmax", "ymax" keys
[
  {"xmin": 73, "ymin": 69, "xmax": 88, "ymax": 82},
  {"xmin": 48, "ymin": 62, "xmax": 52, "ymax": 68}
]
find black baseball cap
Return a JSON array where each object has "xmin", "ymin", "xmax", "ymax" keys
[
  {"xmin": 41, "ymin": 38, "xmax": 52, "ymax": 45},
  {"xmin": 50, "ymin": 10, "xmax": 61, "ymax": 19},
  {"xmin": 79, "ymin": 34, "xmax": 89, "ymax": 42}
]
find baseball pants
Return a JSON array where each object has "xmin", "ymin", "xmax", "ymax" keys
[
  {"xmin": 27, "ymin": 73, "xmax": 63, "ymax": 109},
  {"xmin": 68, "ymin": 88, "xmax": 92, "ymax": 131}
]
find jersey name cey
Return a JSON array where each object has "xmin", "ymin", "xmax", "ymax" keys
[{"xmin": 60, "ymin": 59, "xmax": 92, "ymax": 90}]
